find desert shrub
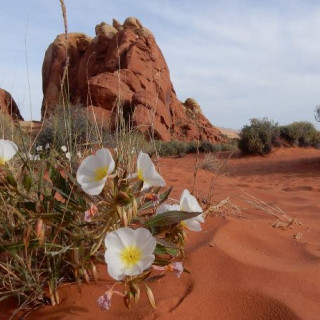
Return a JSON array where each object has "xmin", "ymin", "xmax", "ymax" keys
[
  {"xmin": 201, "ymin": 152, "xmax": 230, "ymax": 176},
  {"xmin": 200, "ymin": 141, "xmax": 238, "ymax": 153},
  {"xmin": 238, "ymin": 118, "xmax": 280, "ymax": 155},
  {"xmin": 36, "ymin": 104, "xmax": 112, "ymax": 151},
  {"xmin": 155, "ymin": 140, "xmax": 238, "ymax": 157},
  {"xmin": 155, "ymin": 140, "xmax": 189, "ymax": 157},
  {"xmin": 280, "ymin": 121, "xmax": 320, "ymax": 147}
]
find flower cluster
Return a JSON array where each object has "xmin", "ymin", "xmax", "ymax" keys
[
  {"xmin": 75, "ymin": 148, "xmax": 205, "ymax": 310},
  {"xmin": 0, "ymin": 139, "xmax": 206, "ymax": 312}
]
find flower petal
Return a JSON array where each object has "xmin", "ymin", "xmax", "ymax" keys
[
  {"xmin": 105, "ymin": 227, "xmax": 135, "ymax": 249},
  {"xmin": 137, "ymin": 151, "xmax": 165, "ymax": 187},
  {"xmin": 180, "ymin": 189, "xmax": 202, "ymax": 213},
  {"xmin": 0, "ymin": 139, "xmax": 18, "ymax": 163},
  {"xmin": 135, "ymin": 228, "xmax": 157, "ymax": 253},
  {"xmin": 96, "ymin": 148, "xmax": 115, "ymax": 174},
  {"xmin": 80, "ymin": 180, "xmax": 106, "ymax": 196},
  {"xmin": 183, "ymin": 218, "xmax": 202, "ymax": 232},
  {"xmin": 155, "ymin": 204, "xmax": 180, "ymax": 215},
  {"xmin": 104, "ymin": 250, "xmax": 125, "ymax": 281},
  {"xmin": 76, "ymin": 148, "xmax": 115, "ymax": 195}
]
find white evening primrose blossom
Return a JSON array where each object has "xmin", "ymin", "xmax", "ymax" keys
[
  {"xmin": 76, "ymin": 148, "xmax": 115, "ymax": 196},
  {"xmin": 104, "ymin": 227, "xmax": 156, "ymax": 281},
  {"xmin": 0, "ymin": 139, "xmax": 18, "ymax": 166},
  {"xmin": 65, "ymin": 152, "xmax": 71, "ymax": 160},
  {"xmin": 156, "ymin": 189, "xmax": 204, "ymax": 232},
  {"xmin": 137, "ymin": 151, "xmax": 165, "ymax": 188},
  {"xmin": 180, "ymin": 189, "xmax": 204, "ymax": 231},
  {"xmin": 28, "ymin": 153, "xmax": 40, "ymax": 161},
  {"xmin": 61, "ymin": 145, "xmax": 67, "ymax": 152}
]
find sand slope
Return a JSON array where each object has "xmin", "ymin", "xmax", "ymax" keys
[{"xmin": 1, "ymin": 148, "xmax": 320, "ymax": 319}]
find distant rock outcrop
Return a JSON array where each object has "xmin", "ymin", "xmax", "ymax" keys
[
  {"xmin": 41, "ymin": 18, "xmax": 224, "ymax": 143},
  {"xmin": 0, "ymin": 89, "xmax": 24, "ymax": 121}
]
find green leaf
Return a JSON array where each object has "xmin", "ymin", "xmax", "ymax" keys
[
  {"xmin": 154, "ymin": 245, "xmax": 179, "ymax": 256},
  {"xmin": 143, "ymin": 210, "xmax": 202, "ymax": 229},
  {"xmin": 6, "ymin": 171, "xmax": 17, "ymax": 188},
  {"xmin": 155, "ymin": 237, "xmax": 178, "ymax": 249},
  {"xmin": 145, "ymin": 274, "xmax": 165, "ymax": 282},
  {"xmin": 23, "ymin": 173, "xmax": 33, "ymax": 192},
  {"xmin": 158, "ymin": 186, "xmax": 173, "ymax": 204}
]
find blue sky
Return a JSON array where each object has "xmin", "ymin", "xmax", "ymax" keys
[{"xmin": 0, "ymin": 0, "xmax": 320, "ymax": 129}]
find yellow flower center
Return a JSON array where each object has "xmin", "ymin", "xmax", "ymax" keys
[
  {"xmin": 120, "ymin": 246, "xmax": 142, "ymax": 268},
  {"xmin": 137, "ymin": 169, "xmax": 143, "ymax": 181},
  {"xmin": 93, "ymin": 166, "xmax": 108, "ymax": 181},
  {"xmin": 0, "ymin": 157, "xmax": 7, "ymax": 166}
]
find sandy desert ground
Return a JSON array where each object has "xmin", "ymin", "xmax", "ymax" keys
[{"xmin": 1, "ymin": 147, "xmax": 320, "ymax": 320}]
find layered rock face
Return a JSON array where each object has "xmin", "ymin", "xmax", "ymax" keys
[
  {"xmin": 0, "ymin": 89, "xmax": 24, "ymax": 121},
  {"xmin": 42, "ymin": 18, "xmax": 224, "ymax": 143}
]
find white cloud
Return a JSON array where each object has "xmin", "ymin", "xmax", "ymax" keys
[{"xmin": 0, "ymin": 0, "xmax": 319, "ymax": 129}]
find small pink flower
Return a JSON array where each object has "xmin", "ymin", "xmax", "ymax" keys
[
  {"xmin": 84, "ymin": 204, "xmax": 98, "ymax": 222},
  {"xmin": 152, "ymin": 262, "xmax": 184, "ymax": 278},
  {"xmin": 97, "ymin": 291, "xmax": 112, "ymax": 311},
  {"xmin": 170, "ymin": 262, "xmax": 184, "ymax": 278}
]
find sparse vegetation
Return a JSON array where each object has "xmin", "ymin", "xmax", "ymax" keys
[
  {"xmin": 156, "ymin": 140, "xmax": 238, "ymax": 157},
  {"xmin": 36, "ymin": 104, "xmax": 112, "ymax": 151},
  {"xmin": 239, "ymin": 118, "xmax": 320, "ymax": 155},
  {"xmin": 280, "ymin": 121, "xmax": 320, "ymax": 147},
  {"xmin": 200, "ymin": 152, "xmax": 230, "ymax": 176},
  {"xmin": 238, "ymin": 118, "xmax": 280, "ymax": 155}
]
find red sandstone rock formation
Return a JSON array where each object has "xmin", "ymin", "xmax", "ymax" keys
[
  {"xmin": 0, "ymin": 89, "xmax": 24, "ymax": 121},
  {"xmin": 41, "ymin": 18, "xmax": 224, "ymax": 143}
]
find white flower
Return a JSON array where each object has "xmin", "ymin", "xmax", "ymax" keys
[
  {"xmin": 156, "ymin": 189, "xmax": 204, "ymax": 232},
  {"xmin": 76, "ymin": 148, "xmax": 115, "ymax": 196},
  {"xmin": 65, "ymin": 152, "xmax": 71, "ymax": 160},
  {"xmin": 61, "ymin": 145, "xmax": 67, "ymax": 152},
  {"xmin": 36, "ymin": 145, "xmax": 43, "ymax": 152},
  {"xmin": 137, "ymin": 151, "xmax": 165, "ymax": 188},
  {"xmin": 104, "ymin": 227, "xmax": 156, "ymax": 281},
  {"xmin": 155, "ymin": 204, "xmax": 180, "ymax": 215},
  {"xmin": 28, "ymin": 153, "xmax": 40, "ymax": 161},
  {"xmin": 45, "ymin": 143, "xmax": 50, "ymax": 150},
  {"xmin": 0, "ymin": 139, "xmax": 18, "ymax": 165}
]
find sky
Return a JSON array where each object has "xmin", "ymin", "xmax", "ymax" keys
[{"xmin": 0, "ymin": 0, "xmax": 320, "ymax": 130}]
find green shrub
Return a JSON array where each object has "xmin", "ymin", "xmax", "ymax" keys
[
  {"xmin": 238, "ymin": 118, "xmax": 280, "ymax": 155},
  {"xmin": 280, "ymin": 121, "xmax": 320, "ymax": 147},
  {"xmin": 155, "ymin": 140, "xmax": 238, "ymax": 157},
  {"xmin": 36, "ymin": 104, "xmax": 112, "ymax": 151},
  {"xmin": 156, "ymin": 141, "xmax": 189, "ymax": 157}
]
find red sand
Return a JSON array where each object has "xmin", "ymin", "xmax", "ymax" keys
[{"xmin": 1, "ymin": 148, "xmax": 320, "ymax": 319}]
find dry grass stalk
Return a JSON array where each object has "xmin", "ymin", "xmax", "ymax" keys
[{"xmin": 239, "ymin": 190, "xmax": 298, "ymax": 228}]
